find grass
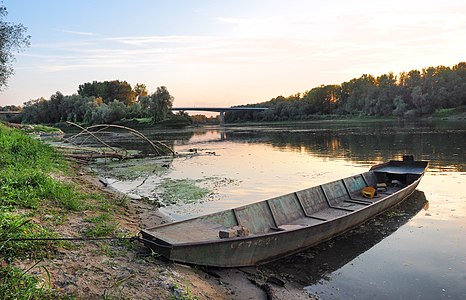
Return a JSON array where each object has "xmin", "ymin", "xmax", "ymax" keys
[
  {"xmin": 0, "ymin": 264, "xmax": 72, "ymax": 300},
  {"xmin": 134, "ymin": 117, "xmax": 152, "ymax": 124},
  {"xmin": 83, "ymin": 213, "xmax": 117, "ymax": 237},
  {"xmin": 170, "ymin": 283, "xmax": 200, "ymax": 300},
  {"xmin": 225, "ymin": 115, "xmax": 396, "ymax": 127},
  {"xmin": 0, "ymin": 124, "xmax": 71, "ymax": 259},
  {"xmin": 0, "ymin": 123, "xmax": 121, "ymax": 298},
  {"xmin": 101, "ymin": 158, "xmax": 168, "ymax": 180},
  {"xmin": 0, "ymin": 125, "xmax": 83, "ymax": 210},
  {"xmin": 20, "ymin": 124, "xmax": 64, "ymax": 134},
  {"xmin": 0, "ymin": 209, "xmax": 58, "ymax": 260},
  {"xmin": 0, "ymin": 124, "xmax": 197, "ymax": 299},
  {"xmin": 431, "ymin": 106, "xmax": 466, "ymax": 119}
]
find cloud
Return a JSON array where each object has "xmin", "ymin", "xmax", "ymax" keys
[
  {"xmin": 25, "ymin": 34, "xmax": 306, "ymax": 72},
  {"xmin": 19, "ymin": 4, "xmax": 466, "ymax": 78},
  {"xmin": 55, "ymin": 29, "xmax": 99, "ymax": 36}
]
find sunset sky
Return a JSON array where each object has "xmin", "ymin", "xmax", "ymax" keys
[{"xmin": 1, "ymin": 0, "xmax": 465, "ymax": 107}]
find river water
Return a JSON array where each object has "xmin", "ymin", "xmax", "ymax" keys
[{"xmin": 81, "ymin": 120, "xmax": 465, "ymax": 299}]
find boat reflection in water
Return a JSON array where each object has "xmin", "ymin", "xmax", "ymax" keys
[{"xmin": 258, "ymin": 190, "xmax": 428, "ymax": 292}]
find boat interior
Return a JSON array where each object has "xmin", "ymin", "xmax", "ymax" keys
[{"xmin": 144, "ymin": 163, "xmax": 426, "ymax": 245}]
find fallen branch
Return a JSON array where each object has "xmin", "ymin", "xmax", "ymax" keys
[
  {"xmin": 65, "ymin": 123, "xmax": 175, "ymax": 156},
  {"xmin": 65, "ymin": 121, "xmax": 121, "ymax": 154},
  {"xmin": 64, "ymin": 152, "xmax": 125, "ymax": 160},
  {"xmin": 85, "ymin": 124, "xmax": 168, "ymax": 156}
]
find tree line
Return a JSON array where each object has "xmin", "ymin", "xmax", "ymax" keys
[
  {"xmin": 225, "ymin": 62, "xmax": 466, "ymax": 122},
  {"xmin": 2, "ymin": 63, "xmax": 465, "ymax": 126},
  {"xmin": 10, "ymin": 81, "xmax": 182, "ymax": 125}
]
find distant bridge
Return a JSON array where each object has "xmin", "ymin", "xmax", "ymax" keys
[
  {"xmin": 172, "ymin": 107, "xmax": 268, "ymax": 124},
  {"xmin": 0, "ymin": 111, "xmax": 21, "ymax": 114},
  {"xmin": 0, "ymin": 107, "xmax": 269, "ymax": 125}
]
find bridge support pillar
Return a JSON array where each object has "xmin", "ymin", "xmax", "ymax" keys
[{"xmin": 219, "ymin": 111, "xmax": 225, "ymax": 125}]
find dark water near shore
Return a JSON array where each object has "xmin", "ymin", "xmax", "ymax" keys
[{"xmin": 70, "ymin": 120, "xmax": 465, "ymax": 299}]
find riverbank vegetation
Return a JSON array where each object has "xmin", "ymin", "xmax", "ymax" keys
[
  {"xmin": 0, "ymin": 123, "xmax": 207, "ymax": 299},
  {"xmin": 2, "ymin": 62, "xmax": 464, "ymax": 126},
  {"xmin": 225, "ymin": 62, "xmax": 466, "ymax": 122},
  {"xmin": 0, "ymin": 123, "xmax": 75, "ymax": 297},
  {"xmin": 0, "ymin": 81, "xmax": 193, "ymax": 127}
]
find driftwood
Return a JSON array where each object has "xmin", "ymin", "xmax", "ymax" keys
[
  {"xmin": 65, "ymin": 152, "xmax": 125, "ymax": 160},
  {"xmin": 65, "ymin": 121, "xmax": 121, "ymax": 154},
  {"xmin": 84, "ymin": 124, "xmax": 163, "ymax": 156},
  {"xmin": 62, "ymin": 122, "xmax": 174, "ymax": 161}
]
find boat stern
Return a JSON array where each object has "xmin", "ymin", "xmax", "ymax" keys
[{"xmin": 139, "ymin": 230, "xmax": 174, "ymax": 259}]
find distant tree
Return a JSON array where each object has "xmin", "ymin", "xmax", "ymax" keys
[
  {"xmin": 410, "ymin": 86, "xmax": 429, "ymax": 115},
  {"xmin": 393, "ymin": 96, "xmax": 408, "ymax": 117},
  {"xmin": 452, "ymin": 62, "xmax": 466, "ymax": 105},
  {"xmin": 106, "ymin": 80, "xmax": 135, "ymax": 105},
  {"xmin": 303, "ymin": 85, "xmax": 340, "ymax": 114},
  {"xmin": 372, "ymin": 72, "xmax": 399, "ymax": 116},
  {"xmin": 0, "ymin": 104, "xmax": 20, "ymax": 111},
  {"xmin": 339, "ymin": 74, "xmax": 377, "ymax": 115},
  {"xmin": 139, "ymin": 95, "xmax": 151, "ymax": 110},
  {"xmin": 105, "ymin": 100, "xmax": 127, "ymax": 122},
  {"xmin": 133, "ymin": 83, "xmax": 148, "ymax": 101},
  {"xmin": 77, "ymin": 81, "xmax": 97, "ymax": 97},
  {"xmin": 127, "ymin": 102, "xmax": 143, "ymax": 118},
  {"xmin": 148, "ymin": 86, "xmax": 174, "ymax": 122},
  {"xmin": 0, "ymin": 3, "xmax": 30, "ymax": 90},
  {"xmin": 77, "ymin": 80, "xmax": 135, "ymax": 104},
  {"xmin": 22, "ymin": 97, "xmax": 47, "ymax": 123}
]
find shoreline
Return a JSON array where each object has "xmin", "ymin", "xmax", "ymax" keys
[
  {"xmin": 88, "ymin": 168, "xmax": 314, "ymax": 300},
  {"xmin": 59, "ymin": 167, "xmax": 232, "ymax": 299},
  {"xmin": 41, "ymin": 109, "xmax": 466, "ymax": 132}
]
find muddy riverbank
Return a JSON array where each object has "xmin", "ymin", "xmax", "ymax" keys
[
  {"xmin": 18, "ymin": 167, "xmax": 233, "ymax": 300},
  {"xmin": 92, "ymin": 168, "xmax": 314, "ymax": 300}
]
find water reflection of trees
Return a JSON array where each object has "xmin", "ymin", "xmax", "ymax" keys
[
  {"xmin": 259, "ymin": 191, "xmax": 428, "ymax": 287},
  {"xmin": 64, "ymin": 123, "xmax": 464, "ymax": 171},
  {"xmin": 222, "ymin": 124, "xmax": 465, "ymax": 171}
]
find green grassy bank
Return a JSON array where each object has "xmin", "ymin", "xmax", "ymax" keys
[{"xmin": 0, "ymin": 123, "xmax": 118, "ymax": 299}]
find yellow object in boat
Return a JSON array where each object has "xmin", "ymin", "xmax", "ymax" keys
[{"xmin": 362, "ymin": 186, "xmax": 376, "ymax": 199}]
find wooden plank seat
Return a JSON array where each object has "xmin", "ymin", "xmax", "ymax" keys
[
  {"xmin": 321, "ymin": 180, "xmax": 366, "ymax": 211},
  {"xmin": 343, "ymin": 173, "xmax": 384, "ymax": 204},
  {"xmin": 309, "ymin": 207, "xmax": 351, "ymax": 220},
  {"xmin": 149, "ymin": 220, "xmax": 227, "ymax": 244}
]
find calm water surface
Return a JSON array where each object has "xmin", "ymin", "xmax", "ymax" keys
[{"xmin": 91, "ymin": 120, "xmax": 465, "ymax": 299}]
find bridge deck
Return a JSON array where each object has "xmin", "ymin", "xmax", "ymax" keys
[{"xmin": 172, "ymin": 107, "xmax": 268, "ymax": 112}]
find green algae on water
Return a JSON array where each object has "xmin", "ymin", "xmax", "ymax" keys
[
  {"xmin": 99, "ymin": 158, "xmax": 171, "ymax": 180},
  {"xmin": 158, "ymin": 179, "xmax": 210, "ymax": 205}
]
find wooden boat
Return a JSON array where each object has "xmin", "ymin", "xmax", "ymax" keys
[{"xmin": 140, "ymin": 156, "xmax": 428, "ymax": 267}]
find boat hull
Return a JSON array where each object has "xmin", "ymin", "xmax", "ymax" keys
[{"xmin": 141, "ymin": 159, "xmax": 427, "ymax": 267}]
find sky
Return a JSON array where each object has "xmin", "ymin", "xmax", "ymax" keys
[{"xmin": 0, "ymin": 0, "xmax": 465, "ymax": 108}]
